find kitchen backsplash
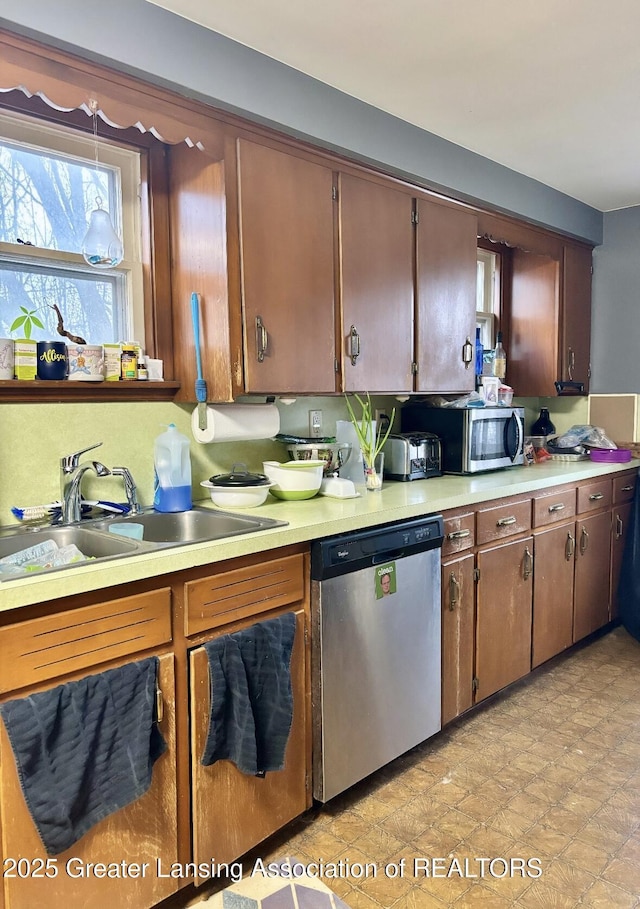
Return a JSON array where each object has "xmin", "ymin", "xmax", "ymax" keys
[{"xmin": 0, "ymin": 394, "xmax": 588, "ymax": 526}]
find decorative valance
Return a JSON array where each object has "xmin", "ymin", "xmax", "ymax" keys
[{"xmin": 0, "ymin": 28, "xmax": 221, "ymax": 149}]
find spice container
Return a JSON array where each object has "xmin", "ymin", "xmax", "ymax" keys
[{"xmin": 120, "ymin": 344, "xmax": 138, "ymax": 380}]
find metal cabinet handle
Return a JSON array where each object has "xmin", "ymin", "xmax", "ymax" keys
[
  {"xmin": 523, "ymin": 546, "xmax": 533, "ymax": 580},
  {"xmin": 349, "ymin": 325, "xmax": 361, "ymax": 366},
  {"xmin": 256, "ymin": 316, "xmax": 268, "ymax": 362},
  {"xmin": 616, "ymin": 515, "xmax": 624, "ymax": 539},
  {"xmin": 579, "ymin": 526, "xmax": 589, "ymax": 555},
  {"xmin": 447, "ymin": 529, "xmax": 471, "ymax": 540},
  {"xmin": 497, "ymin": 516, "xmax": 517, "ymax": 527},
  {"xmin": 156, "ymin": 687, "xmax": 164, "ymax": 723},
  {"xmin": 448, "ymin": 572, "xmax": 460, "ymax": 611},
  {"xmin": 568, "ymin": 347, "xmax": 575, "ymax": 380},
  {"xmin": 622, "ymin": 485, "xmax": 633, "ymax": 492},
  {"xmin": 548, "ymin": 503, "xmax": 565, "ymax": 513},
  {"xmin": 565, "ymin": 532, "xmax": 575, "ymax": 561},
  {"xmin": 589, "ymin": 492, "xmax": 604, "ymax": 501},
  {"xmin": 462, "ymin": 337, "xmax": 473, "ymax": 369}
]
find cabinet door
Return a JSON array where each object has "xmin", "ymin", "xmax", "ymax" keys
[
  {"xmin": 237, "ymin": 139, "xmax": 336, "ymax": 393},
  {"xmin": 562, "ymin": 243, "xmax": 592, "ymax": 393},
  {"xmin": 475, "ymin": 537, "xmax": 533, "ymax": 702},
  {"xmin": 532, "ymin": 522, "xmax": 575, "ymax": 668},
  {"xmin": 508, "ymin": 249, "xmax": 560, "ymax": 396},
  {"xmin": 0, "ymin": 654, "xmax": 178, "ymax": 909},
  {"xmin": 415, "ymin": 199, "xmax": 478, "ymax": 393},
  {"xmin": 339, "ymin": 174, "xmax": 414, "ymax": 392},
  {"xmin": 573, "ymin": 511, "xmax": 612, "ymax": 640},
  {"xmin": 611, "ymin": 502, "xmax": 632, "ymax": 622},
  {"xmin": 190, "ymin": 608, "xmax": 308, "ymax": 867},
  {"xmin": 442, "ymin": 554, "xmax": 475, "ymax": 725}
]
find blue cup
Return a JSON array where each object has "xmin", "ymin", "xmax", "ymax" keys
[{"xmin": 37, "ymin": 341, "xmax": 68, "ymax": 380}]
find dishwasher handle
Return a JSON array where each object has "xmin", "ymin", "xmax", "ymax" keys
[{"xmin": 372, "ymin": 549, "xmax": 407, "ymax": 565}]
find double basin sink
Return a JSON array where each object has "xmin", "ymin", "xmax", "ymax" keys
[{"xmin": 0, "ymin": 507, "xmax": 288, "ymax": 581}]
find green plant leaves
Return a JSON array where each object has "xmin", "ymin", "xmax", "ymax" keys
[{"xmin": 9, "ymin": 308, "xmax": 44, "ymax": 339}]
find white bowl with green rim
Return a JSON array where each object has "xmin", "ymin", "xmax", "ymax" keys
[{"xmin": 262, "ymin": 460, "xmax": 324, "ymax": 500}]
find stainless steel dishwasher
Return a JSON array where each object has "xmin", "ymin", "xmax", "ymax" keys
[{"xmin": 311, "ymin": 514, "xmax": 444, "ymax": 802}]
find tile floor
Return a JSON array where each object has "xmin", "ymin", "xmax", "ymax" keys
[{"xmin": 230, "ymin": 626, "xmax": 640, "ymax": 908}]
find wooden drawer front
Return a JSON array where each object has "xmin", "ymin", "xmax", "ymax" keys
[
  {"xmin": 442, "ymin": 512, "xmax": 475, "ymax": 557},
  {"xmin": 577, "ymin": 479, "xmax": 612, "ymax": 513},
  {"xmin": 185, "ymin": 554, "xmax": 304, "ymax": 637},
  {"xmin": 0, "ymin": 589, "xmax": 172, "ymax": 695},
  {"xmin": 613, "ymin": 472, "xmax": 636, "ymax": 505},
  {"xmin": 532, "ymin": 487, "xmax": 576, "ymax": 528},
  {"xmin": 476, "ymin": 499, "xmax": 531, "ymax": 545}
]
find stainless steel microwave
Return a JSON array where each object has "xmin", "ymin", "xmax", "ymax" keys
[{"xmin": 400, "ymin": 405, "xmax": 525, "ymax": 474}]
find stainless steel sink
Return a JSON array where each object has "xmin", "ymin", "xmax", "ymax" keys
[
  {"xmin": 0, "ymin": 524, "xmax": 146, "ymax": 580},
  {"xmin": 89, "ymin": 506, "xmax": 287, "ymax": 545}
]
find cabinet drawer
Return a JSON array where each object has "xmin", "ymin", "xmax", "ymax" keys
[
  {"xmin": 532, "ymin": 486, "xmax": 576, "ymax": 528},
  {"xmin": 0, "ymin": 588, "xmax": 172, "ymax": 694},
  {"xmin": 185, "ymin": 553, "xmax": 305, "ymax": 637},
  {"xmin": 577, "ymin": 479, "xmax": 612, "ymax": 513},
  {"xmin": 442, "ymin": 512, "xmax": 475, "ymax": 557},
  {"xmin": 476, "ymin": 499, "xmax": 531, "ymax": 545},
  {"xmin": 613, "ymin": 472, "xmax": 636, "ymax": 505}
]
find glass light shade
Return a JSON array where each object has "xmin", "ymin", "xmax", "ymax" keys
[{"xmin": 82, "ymin": 207, "xmax": 124, "ymax": 268}]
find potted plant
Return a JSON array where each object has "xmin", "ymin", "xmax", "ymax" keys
[{"xmin": 344, "ymin": 393, "xmax": 395, "ymax": 490}]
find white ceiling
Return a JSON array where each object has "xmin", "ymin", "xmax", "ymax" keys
[{"xmin": 146, "ymin": 0, "xmax": 640, "ymax": 212}]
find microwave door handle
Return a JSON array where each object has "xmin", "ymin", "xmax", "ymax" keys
[{"xmin": 507, "ymin": 412, "xmax": 524, "ymax": 462}]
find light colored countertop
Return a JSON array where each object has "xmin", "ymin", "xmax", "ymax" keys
[{"xmin": 2, "ymin": 459, "xmax": 638, "ymax": 613}]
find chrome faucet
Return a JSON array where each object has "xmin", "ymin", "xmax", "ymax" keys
[
  {"xmin": 60, "ymin": 442, "xmax": 111, "ymax": 525},
  {"xmin": 111, "ymin": 466, "xmax": 142, "ymax": 515}
]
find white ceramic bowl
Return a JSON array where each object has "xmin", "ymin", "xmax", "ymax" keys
[
  {"xmin": 200, "ymin": 480, "xmax": 273, "ymax": 508},
  {"xmin": 262, "ymin": 460, "xmax": 324, "ymax": 500}
]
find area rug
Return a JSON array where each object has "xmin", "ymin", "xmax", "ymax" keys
[{"xmin": 201, "ymin": 856, "xmax": 351, "ymax": 908}]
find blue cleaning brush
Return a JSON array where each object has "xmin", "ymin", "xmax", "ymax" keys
[{"xmin": 190, "ymin": 292, "xmax": 208, "ymax": 430}]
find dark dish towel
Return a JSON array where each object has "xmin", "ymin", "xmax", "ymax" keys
[
  {"xmin": 618, "ymin": 469, "xmax": 640, "ymax": 641},
  {"xmin": 0, "ymin": 656, "xmax": 166, "ymax": 856},
  {"xmin": 201, "ymin": 612, "xmax": 296, "ymax": 775}
]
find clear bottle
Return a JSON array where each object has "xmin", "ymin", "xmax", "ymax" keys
[
  {"xmin": 153, "ymin": 423, "xmax": 192, "ymax": 512},
  {"xmin": 475, "ymin": 327, "xmax": 484, "ymax": 384},
  {"xmin": 492, "ymin": 331, "xmax": 506, "ymax": 380}
]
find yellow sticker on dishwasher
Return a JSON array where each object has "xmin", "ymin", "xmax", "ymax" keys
[{"xmin": 375, "ymin": 562, "xmax": 396, "ymax": 598}]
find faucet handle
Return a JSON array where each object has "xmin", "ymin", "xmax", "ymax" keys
[{"xmin": 61, "ymin": 442, "xmax": 103, "ymax": 473}]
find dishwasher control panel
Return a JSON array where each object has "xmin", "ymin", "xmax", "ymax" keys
[{"xmin": 311, "ymin": 514, "xmax": 444, "ymax": 579}]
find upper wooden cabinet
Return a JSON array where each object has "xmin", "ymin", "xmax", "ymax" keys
[
  {"xmin": 562, "ymin": 243, "xmax": 592, "ymax": 393},
  {"xmin": 415, "ymin": 200, "xmax": 478, "ymax": 393},
  {"xmin": 338, "ymin": 174, "xmax": 414, "ymax": 392},
  {"xmin": 236, "ymin": 139, "xmax": 337, "ymax": 395}
]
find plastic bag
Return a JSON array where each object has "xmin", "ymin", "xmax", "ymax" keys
[{"xmin": 553, "ymin": 424, "xmax": 617, "ymax": 450}]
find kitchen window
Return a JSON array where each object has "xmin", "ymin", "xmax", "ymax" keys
[{"xmin": 0, "ymin": 110, "xmax": 144, "ymax": 345}]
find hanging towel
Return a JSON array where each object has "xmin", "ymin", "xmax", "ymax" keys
[
  {"xmin": 0, "ymin": 656, "xmax": 166, "ymax": 856},
  {"xmin": 618, "ymin": 469, "xmax": 640, "ymax": 641},
  {"xmin": 201, "ymin": 612, "xmax": 296, "ymax": 775}
]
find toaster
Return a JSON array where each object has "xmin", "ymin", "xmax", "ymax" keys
[{"xmin": 382, "ymin": 432, "xmax": 442, "ymax": 481}]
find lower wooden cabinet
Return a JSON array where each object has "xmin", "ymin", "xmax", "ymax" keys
[
  {"xmin": 441, "ymin": 553, "xmax": 475, "ymax": 725},
  {"xmin": 189, "ymin": 607, "xmax": 308, "ymax": 866},
  {"xmin": 0, "ymin": 653, "xmax": 179, "ymax": 909},
  {"xmin": 573, "ymin": 510, "xmax": 612, "ymax": 641},
  {"xmin": 532, "ymin": 521, "xmax": 576, "ymax": 668},
  {"xmin": 611, "ymin": 501, "xmax": 633, "ymax": 622}
]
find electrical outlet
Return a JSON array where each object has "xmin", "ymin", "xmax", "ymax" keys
[
  {"xmin": 309, "ymin": 409, "xmax": 323, "ymax": 438},
  {"xmin": 375, "ymin": 409, "xmax": 389, "ymax": 427}
]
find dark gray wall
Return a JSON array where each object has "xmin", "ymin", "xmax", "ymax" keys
[
  {"xmin": 1, "ymin": 0, "xmax": 602, "ymax": 244},
  {"xmin": 591, "ymin": 207, "xmax": 640, "ymax": 392}
]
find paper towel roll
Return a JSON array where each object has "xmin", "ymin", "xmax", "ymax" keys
[{"xmin": 191, "ymin": 403, "xmax": 280, "ymax": 444}]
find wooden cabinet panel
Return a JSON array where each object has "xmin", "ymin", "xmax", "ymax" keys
[
  {"xmin": 189, "ymin": 608, "xmax": 308, "ymax": 867},
  {"xmin": 0, "ymin": 589, "xmax": 172, "ymax": 695},
  {"xmin": 184, "ymin": 554, "xmax": 304, "ymax": 637},
  {"xmin": 532, "ymin": 522, "xmax": 575, "ymax": 667},
  {"xmin": 611, "ymin": 502, "xmax": 632, "ymax": 622},
  {"xmin": 573, "ymin": 511, "xmax": 612, "ymax": 640},
  {"xmin": 508, "ymin": 249, "xmax": 560, "ymax": 397},
  {"xmin": 532, "ymin": 486, "xmax": 576, "ymax": 528},
  {"xmin": 442, "ymin": 553, "xmax": 475, "ymax": 725},
  {"xmin": 613, "ymin": 471, "xmax": 636, "ymax": 505},
  {"xmin": 476, "ymin": 498, "xmax": 531, "ymax": 545},
  {"xmin": 237, "ymin": 139, "xmax": 336, "ymax": 394},
  {"xmin": 339, "ymin": 174, "xmax": 414, "ymax": 392},
  {"xmin": 475, "ymin": 537, "xmax": 533, "ymax": 701},
  {"xmin": 442, "ymin": 511, "xmax": 475, "ymax": 558},
  {"xmin": 415, "ymin": 200, "xmax": 478, "ymax": 393},
  {"xmin": 562, "ymin": 243, "xmax": 592, "ymax": 393},
  {"xmin": 0, "ymin": 654, "xmax": 178, "ymax": 909},
  {"xmin": 577, "ymin": 479, "xmax": 612, "ymax": 514}
]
